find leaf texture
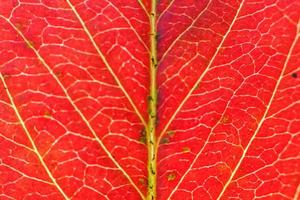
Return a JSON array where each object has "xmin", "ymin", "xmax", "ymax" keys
[{"xmin": 0, "ymin": 0, "xmax": 299, "ymax": 200}]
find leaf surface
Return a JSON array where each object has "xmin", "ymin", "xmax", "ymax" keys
[{"xmin": 0, "ymin": 0, "xmax": 299, "ymax": 200}]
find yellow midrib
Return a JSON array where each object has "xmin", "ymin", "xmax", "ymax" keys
[{"xmin": 146, "ymin": 0, "xmax": 159, "ymax": 199}]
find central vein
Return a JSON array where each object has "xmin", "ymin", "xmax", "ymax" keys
[{"xmin": 147, "ymin": 0, "xmax": 158, "ymax": 199}]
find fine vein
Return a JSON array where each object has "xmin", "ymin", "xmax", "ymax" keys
[
  {"xmin": 108, "ymin": 1, "xmax": 150, "ymax": 52},
  {"xmin": 0, "ymin": 74, "xmax": 69, "ymax": 200},
  {"xmin": 2, "ymin": 17, "xmax": 145, "ymax": 200},
  {"xmin": 65, "ymin": 0, "xmax": 147, "ymax": 128},
  {"xmin": 158, "ymin": 0, "xmax": 245, "ymax": 146},
  {"xmin": 217, "ymin": 20, "xmax": 300, "ymax": 200},
  {"xmin": 165, "ymin": 1, "xmax": 245, "ymax": 198},
  {"xmin": 158, "ymin": 0, "xmax": 212, "ymax": 63}
]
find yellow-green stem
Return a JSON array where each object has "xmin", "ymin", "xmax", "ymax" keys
[{"xmin": 147, "ymin": 0, "xmax": 158, "ymax": 199}]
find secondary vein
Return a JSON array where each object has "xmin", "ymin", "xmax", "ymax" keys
[
  {"xmin": 65, "ymin": 0, "xmax": 147, "ymax": 128},
  {"xmin": 1, "ymin": 16, "xmax": 145, "ymax": 200},
  {"xmin": 0, "ymin": 74, "xmax": 69, "ymax": 200},
  {"xmin": 217, "ymin": 19, "xmax": 300, "ymax": 200}
]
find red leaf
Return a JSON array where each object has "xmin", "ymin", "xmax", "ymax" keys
[{"xmin": 0, "ymin": 1, "xmax": 299, "ymax": 200}]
